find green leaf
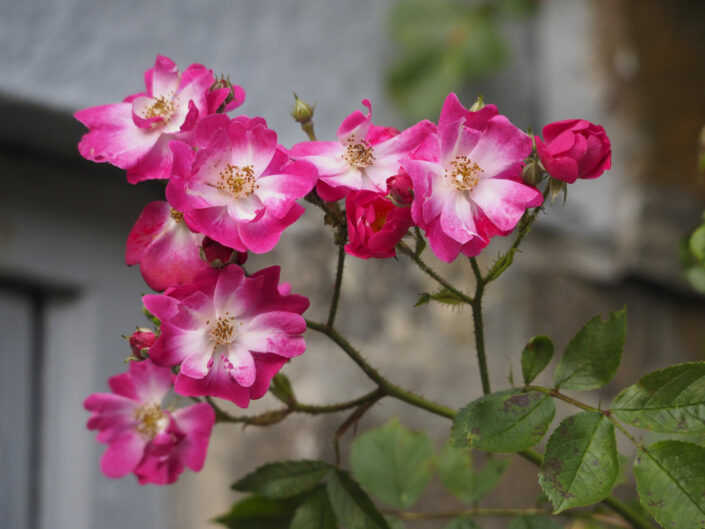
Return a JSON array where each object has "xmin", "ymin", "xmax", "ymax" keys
[
  {"xmin": 690, "ymin": 224, "xmax": 705, "ymax": 264},
  {"xmin": 443, "ymin": 517, "xmax": 483, "ymax": 529},
  {"xmin": 349, "ymin": 418, "xmax": 434, "ymax": 509},
  {"xmin": 232, "ymin": 460, "xmax": 333, "ymax": 499},
  {"xmin": 385, "ymin": 516, "xmax": 407, "ymax": 529},
  {"xmin": 326, "ymin": 469, "xmax": 391, "ymax": 529},
  {"xmin": 521, "ymin": 336, "xmax": 554, "ymax": 385},
  {"xmin": 414, "ymin": 293, "xmax": 431, "ymax": 306},
  {"xmin": 634, "ymin": 440, "xmax": 705, "ymax": 529},
  {"xmin": 437, "ymin": 443, "xmax": 509, "ymax": 505},
  {"xmin": 612, "ymin": 362, "xmax": 705, "ymax": 434},
  {"xmin": 451, "ymin": 389, "xmax": 555, "ymax": 453},
  {"xmin": 554, "ymin": 308, "xmax": 626, "ymax": 390},
  {"xmin": 213, "ymin": 496, "xmax": 296, "ymax": 529},
  {"xmin": 290, "ymin": 487, "xmax": 338, "ymax": 529},
  {"xmin": 507, "ymin": 515, "xmax": 563, "ymax": 529},
  {"xmin": 538, "ymin": 412, "xmax": 619, "ymax": 512}
]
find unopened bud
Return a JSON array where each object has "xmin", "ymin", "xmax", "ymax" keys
[
  {"xmin": 129, "ymin": 328, "xmax": 157, "ymax": 359},
  {"xmin": 469, "ymin": 95, "xmax": 486, "ymax": 112},
  {"xmin": 269, "ymin": 373, "xmax": 297, "ymax": 406},
  {"xmin": 291, "ymin": 93, "xmax": 315, "ymax": 124},
  {"xmin": 387, "ymin": 173, "xmax": 414, "ymax": 206},
  {"xmin": 201, "ymin": 237, "xmax": 248, "ymax": 268},
  {"xmin": 522, "ymin": 158, "xmax": 543, "ymax": 186},
  {"xmin": 210, "ymin": 76, "xmax": 239, "ymax": 113}
]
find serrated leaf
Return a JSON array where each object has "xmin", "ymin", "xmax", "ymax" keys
[
  {"xmin": 326, "ymin": 469, "xmax": 391, "ymax": 529},
  {"xmin": 349, "ymin": 418, "xmax": 434, "ymax": 509},
  {"xmin": 634, "ymin": 440, "xmax": 705, "ymax": 529},
  {"xmin": 290, "ymin": 487, "xmax": 338, "ymax": 529},
  {"xmin": 521, "ymin": 336, "xmax": 554, "ymax": 384},
  {"xmin": 507, "ymin": 515, "xmax": 563, "ymax": 529},
  {"xmin": 443, "ymin": 517, "xmax": 483, "ymax": 529},
  {"xmin": 539, "ymin": 412, "xmax": 618, "ymax": 513},
  {"xmin": 451, "ymin": 389, "xmax": 555, "ymax": 453},
  {"xmin": 611, "ymin": 362, "xmax": 705, "ymax": 434},
  {"xmin": 232, "ymin": 460, "xmax": 333, "ymax": 499},
  {"xmin": 554, "ymin": 308, "xmax": 626, "ymax": 390},
  {"xmin": 437, "ymin": 443, "xmax": 509, "ymax": 505},
  {"xmin": 213, "ymin": 496, "xmax": 296, "ymax": 529},
  {"xmin": 690, "ymin": 224, "xmax": 705, "ymax": 265}
]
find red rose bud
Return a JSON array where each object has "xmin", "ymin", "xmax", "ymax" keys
[
  {"xmin": 201, "ymin": 237, "xmax": 248, "ymax": 267},
  {"xmin": 129, "ymin": 328, "xmax": 156, "ymax": 359},
  {"xmin": 345, "ymin": 190, "xmax": 413, "ymax": 259},
  {"xmin": 387, "ymin": 172, "xmax": 414, "ymax": 206},
  {"xmin": 536, "ymin": 119, "xmax": 611, "ymax": 183}
]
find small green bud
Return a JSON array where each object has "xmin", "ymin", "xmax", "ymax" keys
[
  {"xmin": 469, "ymin": 95, "xmax": 486, "ymax": 112},
  {"xmin": 291, "ymin": 93, "xmax": 315, "ymax": 124},
  {"xmin": 522, "ymin": 158, "xmax": 544, "ymax": 186},
  {"xmin": 210, "ymin": 75, "xmax": 240, "ymax": 113},
  {"xmin": 269, "ymin": 373, "xmax": 297, "ymax": 406}
]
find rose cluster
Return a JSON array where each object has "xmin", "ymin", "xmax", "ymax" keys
[{"xmin": 78, "ymin": 55, "xmax": 611, "ymax": 485}]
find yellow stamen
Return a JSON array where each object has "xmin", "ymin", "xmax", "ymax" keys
[{"xmin": 445, "ymin": 156, "xmax": 484, "ymax": 192}]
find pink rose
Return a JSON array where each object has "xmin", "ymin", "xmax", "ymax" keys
[
  {"xmin": 536, "ymin": 119, "xmax": 611, "ymax": 183},
  {"xmin": 386, "ymin": 172, "xmax": 414, "ymax": 206},
  {"xmin": 345, "ymin": 190, "xmax": 413, "ymax": 259},
  {"xmin": 84, "ymin": 359, "xmax": 215, "ymax": 485}
]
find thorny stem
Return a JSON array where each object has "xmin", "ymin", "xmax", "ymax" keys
[
  {"xmin": 209, "ymin": 390, "xmax": 384, "ymax": 425},
  {"xmin": 470, "ymin": 257, "xmax": 491, "ymax": 395},
  {"xmin": 327, "ymin": 245, "xmax": 346, "ymax": 328},
  {"xmin": 305, "ymin": 320, "xmax": 456, "ymax": 419},
  {"xmin": 333, "ymin": 395, "xmax": 384, "ymax": 466},
  {"xmin": 396, "ymin": 241, "xmax": 474, "ymax": 304}
]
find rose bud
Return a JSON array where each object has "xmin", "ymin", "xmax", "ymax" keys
[
  {"xmin": 129, "ymin": 328, "xmax": 157, "ymax": 359},
  {"xmin": 536, "ymin": 119, "xmax": 611, "ymax": 183},
  {"xmin": 387, "ymin": 172, "xmax": 414, "ymax": 206},
  {"xmin": 201, "ymin": 237, "xmax": 247, "ymax": 267}
]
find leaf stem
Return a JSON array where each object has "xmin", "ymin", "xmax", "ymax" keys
[{"xmin": 527, "ymin": 385, "xmax": 645, "ymax": 450}]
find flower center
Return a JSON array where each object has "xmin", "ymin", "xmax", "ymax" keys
[
  {"xmin": 210, "ymin": 316, "xmax": 236, "ymax": 345},
  {"xmin": 343, "ymin": 137, "xmax": 375, "ymax": 168},
  {"xmin": 134, "ymin": 402, "xmax": 167, "ymax": 440},
  {"xmin": 170, "ymin": 209, "xmax": 184, "ymax": 222},
  {"xmin": 446, "ymin": 156, "xmax": 484, "ymax": 192},
  {"xmin": 141, "ymin": 95, "xmax": 176, "ymax": 121},
  {"xmin": 215, "ymin": 164, "xmax": 258, "ymax": 198}
]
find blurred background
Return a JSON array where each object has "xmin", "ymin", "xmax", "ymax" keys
[{"xmin": 1, "ymin": 0, "xmax": 705, "ymax": 528}]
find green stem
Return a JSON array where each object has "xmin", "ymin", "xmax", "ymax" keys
[
  {"xmin": 483, "ymin": 184, "xmax": 550, "ymax": 284},
  {"xmin": 209, "ymin": 389, "xmax": 383, "ymax": 425},
  {"xmin": 327, "ymin": 245, "xmax": 346, "ymax": 328},
  {"xmin": 305, "ymin": 320, "xmax": 456, "ymax": 419},
  {"xmin": 396, "ymin": 241, "xmax": 473, "ymax": 304},
  {"xmin": 470, "ymin": 257, "xmax": 491, "ymax": 395}
]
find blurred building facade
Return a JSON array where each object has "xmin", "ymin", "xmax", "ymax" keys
[{"xmin": 1, "ymin": 1, "xmax": 704, "ymax": 528}]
